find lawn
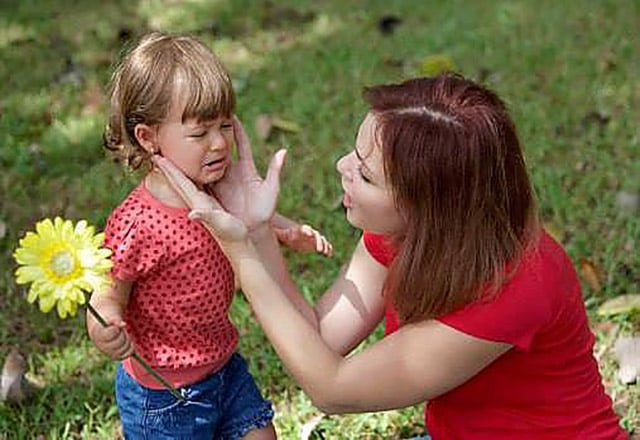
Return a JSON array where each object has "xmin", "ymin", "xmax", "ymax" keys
[{"xmin": 1, "ymin": 0, "xmax": 639, "ymax": 438}]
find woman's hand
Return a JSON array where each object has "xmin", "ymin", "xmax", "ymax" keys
[
  {"xmin": 152, "ymin": 116, "xmax": 286, "ymax": 244},
  {"xmin": 212, "ymin": 117, "xmax": 286, "ymax": 229}
]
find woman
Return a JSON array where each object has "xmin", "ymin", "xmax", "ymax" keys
[{"xmin": 153, "ymin": 74, "xmax": 625, "ymax": 439}]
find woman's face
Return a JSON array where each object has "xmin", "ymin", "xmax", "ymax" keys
[{"xmin": 336, "ymin": 112, "xmax": 404, "ymax": 234}]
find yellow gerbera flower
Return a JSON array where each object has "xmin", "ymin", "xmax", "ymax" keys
[{"xmin": 13, "ymin": 217, "xmax": 113, "ymax": 318}]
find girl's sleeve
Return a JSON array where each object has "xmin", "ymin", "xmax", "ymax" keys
[{"xmin": 104, "ymin": 208, "xmax": 165, "ymax": 281}]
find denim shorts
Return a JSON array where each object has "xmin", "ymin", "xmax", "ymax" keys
[{"xmin": 115, "ymin": 353, "xmax": 274, "ymax": 440}]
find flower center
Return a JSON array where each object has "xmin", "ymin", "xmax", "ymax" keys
[{"xmin": 50, "ymin": 250, "xmax": 76, "ymax": 277}]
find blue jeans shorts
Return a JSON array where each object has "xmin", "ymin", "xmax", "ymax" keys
[{"xmin": 115, "ymin": 353, "xmax": 274, "ymax": 440}]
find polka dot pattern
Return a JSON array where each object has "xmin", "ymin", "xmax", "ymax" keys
[{"xmin": 104, "ymin": 184, "xmax": 238, "ymax": 370}]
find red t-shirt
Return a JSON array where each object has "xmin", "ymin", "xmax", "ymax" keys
[
  {"xmin": 105, "ymin": 184, "xmax": 238, "ymax": 388},
  {"xmin": 363, "ymin": 231, "xmax": 626, "ymax": 440}
]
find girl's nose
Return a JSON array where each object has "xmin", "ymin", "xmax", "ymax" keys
[{"xmin": 209, "ymin": 130, "xmax": 228, "ymax": 151}]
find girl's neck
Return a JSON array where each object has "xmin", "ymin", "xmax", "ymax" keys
[{"xmin": 144, "ymin": 170, "xmax": 190, "ymax": 209}]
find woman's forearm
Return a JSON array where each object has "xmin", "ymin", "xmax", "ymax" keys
[
  {"xmin": 231, "ymin": 240, "xmax": 343, "ymax": 409},
  {"xmin": 247, "ymin": 224, "xmax": 319, "ymax": 329}
]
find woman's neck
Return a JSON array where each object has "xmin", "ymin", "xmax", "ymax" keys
[{"xmin": 144, "ymin": 170, "xmax": 190, "ymax": 209}]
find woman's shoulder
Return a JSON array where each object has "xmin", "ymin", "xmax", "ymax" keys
[
  {"xmin": 436, "ymin": 229, "xmax": 582, "ymax": 349},
  {"xmin": 512, "ymin": 229, "xmax": 577, "ymax": 291}
]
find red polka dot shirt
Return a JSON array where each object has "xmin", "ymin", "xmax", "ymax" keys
[{"xmin": 104, "ymin": 184, "xmax": 238, "ymax": 388}]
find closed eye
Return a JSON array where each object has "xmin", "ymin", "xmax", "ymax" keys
[{"xmin": 358, "ymin": 165, "xmax": 372, "ymax": 183}]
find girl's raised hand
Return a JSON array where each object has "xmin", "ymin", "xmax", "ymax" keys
[{"xmin": 274, "ymin": 224, "xmax": 334, "ymax": 256}]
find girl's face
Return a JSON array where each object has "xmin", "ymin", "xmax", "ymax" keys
[
  {"xmin": 145, "ymin": 97, "xmax": 234, "ymax": 189},
  {"xmin": 336, "ymin": 112, "xmax": 404, "ymax": 234}
]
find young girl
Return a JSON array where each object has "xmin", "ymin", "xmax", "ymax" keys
[
  {"xmin": 155, "ymin": 74, "xmax": 627, "ymax": 439},
  {"xmin": 87, "ymin": 32, "xmax": 330, "ymax": 440}
]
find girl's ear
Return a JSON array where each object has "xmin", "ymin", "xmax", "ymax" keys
[{"xmin": 134, "ymin": 124, "xmax": 158, "ymax": 154}]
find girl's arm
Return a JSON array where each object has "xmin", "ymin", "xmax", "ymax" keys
[
  {"xmin": 271, "ymin": 212, "xmax": 333, "ymax": 256},
  {"xmin": 86, "ymin": 279, "xmax": 134, "ymax": 360}
]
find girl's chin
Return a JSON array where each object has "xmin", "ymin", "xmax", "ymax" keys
[{"xmin": 199, "ymin": 170, "xmax": 227, "ymax": 186}]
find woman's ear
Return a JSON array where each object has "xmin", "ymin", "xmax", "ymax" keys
[{"xmin": 134, "ymin": 124, "xmax": 158, "ymax": 154}]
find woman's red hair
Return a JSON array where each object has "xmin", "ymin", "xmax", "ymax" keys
[{"xmin": 364, "ymin": 74, "xmax": 539, "ymax": 323}]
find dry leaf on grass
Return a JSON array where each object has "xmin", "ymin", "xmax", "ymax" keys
[
  {"xmin": 1, "ymin": 348, "xmax": 35, "ymax": 403},
  {"xmin": 299, "ymin": 414, "xmax": 325, "ymax": 440},
  {"xmin": 614, "ymin": 336, "xmax": 640, "ymax": 384},
  {"xmin": 255, "ymin": 114, "xmax": 301, "ymax": 141},
  {"xmin": 598, "ymin": 294, "xmax": 640, "ymax": 317},
  {"xmin": 580, "ymin": 259, "xmax": 603, "ymax": 292}
]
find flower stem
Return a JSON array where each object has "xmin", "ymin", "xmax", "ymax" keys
[{"xmin": 86, "ymin": 302, "xmax": 185, "ymax": 401}]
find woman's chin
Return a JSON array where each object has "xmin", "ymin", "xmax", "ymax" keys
[{"xmin": 345, "ymin": 210, "xmax": 364, "ymax": 230}]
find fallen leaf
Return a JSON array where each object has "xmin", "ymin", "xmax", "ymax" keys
[
  {"xmin": 614, "ymin": 336, "xmax": 640, "ymax": 384},
  {"xmin": 82, "ymin": 82, "xmax": 104, "ymax": 115},
  {"xmin": 420, "ymin": 54, "xmax": 455, "ymax": 77},
  {"xmin": 255, "ymin": 114, "xmax": 300, "ymax": 141},
  {"xmin": 616, "ymin": 191, "xmax": 640, "ymax": 216},
  {"xmin": 580, "ymin": 259, "xmax": 603, "ymax": 292},
  {"xmin": 271, "ymin": 116, "xmax": 300, "ymax": 133},
  {"xmin": 299, "ymin": 414, "xmax": 325, "ymax": 440},
  {"xmin": 597, "ymin": 294, "xmax": 640, "ymax": 317},
  {"xmin": 255, "ymin": 114, "xmax": 273, "ymax": 141},
  {"xmin": 1, "ymin": 348, "xmax": 35, "ymax": 403}
]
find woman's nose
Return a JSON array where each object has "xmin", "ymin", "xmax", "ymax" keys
[
  {"xmin": 336, "ymin": 154, "xmax": 349, "ymax": 176},
  {"xmin": 336, "ymin": 152, "xmax": 353, "ymax": 179}
]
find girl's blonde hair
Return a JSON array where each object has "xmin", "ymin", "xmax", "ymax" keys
[{"xmin": 104, "ymin": 32, "xmax": 235, "ymax": 170}]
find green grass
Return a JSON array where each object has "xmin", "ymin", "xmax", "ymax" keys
[{"xmin": 1, "ymin": 0, "xmax": 639, "ymax": 438}]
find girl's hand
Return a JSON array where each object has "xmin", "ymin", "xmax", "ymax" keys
[
  {"xmin": 274, "ymin": 224, "xmax": 334, "ymax": 256},
  {"xmin": 90, "ymin": 318, "xmax": 133, "ymax": 360}
]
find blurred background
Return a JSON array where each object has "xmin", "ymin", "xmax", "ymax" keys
[{"xmin": 1, "ymin": 0, "xmax": 638, "ymax": 438}]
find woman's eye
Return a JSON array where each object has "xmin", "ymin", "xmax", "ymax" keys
[
  {"xmin": 358, "ymin": 167, "xmax": 372, "ymax": 183},
  {"xmin": 221, "ymin": 123, "xmax": 233, "ymax": 130},
  {"xmin": 192, "ymin": 131, "xmax": 207, "ymax": 138}
]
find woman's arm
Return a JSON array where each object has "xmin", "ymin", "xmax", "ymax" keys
[
  {"xmin": 231, "ymin": 234, "xmax": 511, "ymax": 413},
  {"xmin": 248, "ymin": 224, "xmax": 387, "ymax": 355}
]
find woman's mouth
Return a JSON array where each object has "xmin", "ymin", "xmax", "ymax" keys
[{"xmin": 342, "ymin": 192, "xmax": 352, "ymax": 208}]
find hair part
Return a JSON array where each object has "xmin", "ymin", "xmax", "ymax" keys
[
  {"xmin": 364, "ymin": 74, "xmax": 539, "ymax": 323},
  {"xmin": 104, "ymin": 31, "xmax": 235, "ymax": 170}
]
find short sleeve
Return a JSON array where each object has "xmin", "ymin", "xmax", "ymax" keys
[
  {"xmin": 104, "ymin": 207, "xmax": 165, "ymax": 281},
  {"xmin": 362, "ymin": 231, "xmax": 397, "ymax": 267},
  {"xmin": 437, "ymin": 255, "xmax": 555, "ymax": 351}
]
